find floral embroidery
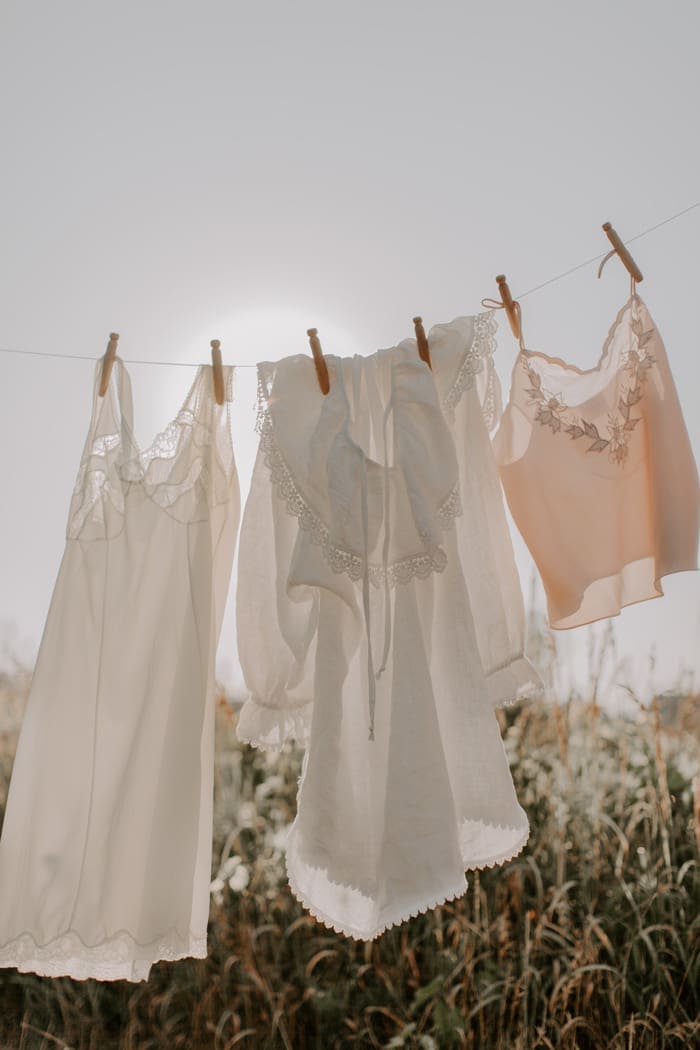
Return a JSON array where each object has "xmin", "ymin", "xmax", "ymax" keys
[{"xmin": 523, "ymin": 313, "xmax": 655, "ymax": 465}]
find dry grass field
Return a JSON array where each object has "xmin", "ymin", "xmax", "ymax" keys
[{"xmin": 0, "ymin": 651, "xmax": 698, "ymax": 1049}]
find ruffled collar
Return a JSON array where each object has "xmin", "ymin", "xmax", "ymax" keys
[{"xmin": 256, "ymin": 342, "xmax": 462, "ymax": 588}]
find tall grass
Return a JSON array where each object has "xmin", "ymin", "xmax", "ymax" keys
[{"xmin": 0, "ymin": 658, "xmax": 698, "ymax": 1049}]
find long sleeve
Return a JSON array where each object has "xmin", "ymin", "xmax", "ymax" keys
[
  {"xmin": 429, "ymin": 313, "xmax": 543, "ymax": 708},
  {"xmin": 235, "ymin": 441, "xmax": 319, "ymax": 751}
]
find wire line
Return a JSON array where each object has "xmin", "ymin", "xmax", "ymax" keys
[
  {"xmin": 0, "ymin": 347, "xmax": 258, "ymax": 367},
  {"xmin": 516, "ymin": 199, "xmax": 700, "ymax": 300}
]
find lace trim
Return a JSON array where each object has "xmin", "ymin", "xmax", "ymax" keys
[
  {"xmin": 127, "ymin": 408, "xmax": 211, "ymax": 471},
  {"xmin": 68, "ymin": 369, "xmax": 235, "ymax": 538},
  {"xmin": 442, "ymin": 311, "xmax": 499, "ymax": 427},
  {"xmin": 285, "ymin": 849, "xmax": 468, "ymax": 941},
  {"xmin": 522, "ymin": 308, "xmax": 656, "ymax": 466},
  {"xmin": 255, "ymin": 375, "xmax": 461, "ymax": 589},
  {"xmin": 437, "ymin": 483, "xmax": 463, "ymax": 526},
  {"xmin": 0, "ymin": 926, "xmax": 207, "ymax": 982},
  {"xmin": 284, "ymin": 819, "xmax": 530, "ymax": 940},
  {"xmin": 493, "ymin": 678, "xmax": 545, "ymax": 708},
  {"xmin": 482, "ymin": 655, "xmax": 545, "ymax": 709},
  {"xmin": 458, "ymin": 820, "xmax": 531, "ymax": 871},
  {"xmin": 235, "ymin": 696, "xmax": 313, "ymax": 752},
  {"xmin": 68, "ymin": 461, "xmax": 125, "ymax": 539}
]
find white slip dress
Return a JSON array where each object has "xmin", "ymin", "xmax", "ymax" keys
[
  {"xmin": 236, "ymin": 312, "xmax": 542, "ymax": 940},
  {"xmin": 0, "ymin": 356, "xmax": 239, "ymax": 981}
]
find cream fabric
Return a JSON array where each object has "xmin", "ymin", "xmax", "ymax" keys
[
  {"xmin": 493, "ymin": 293, "xmax": 699, "ymax": 629},
  {"xmin": 0, "ymin": 358, "xmax": 239, "ymax": 981},
  {"xmin": 236, "ymin": 313, "xmax": 542, "ymax": 940}
]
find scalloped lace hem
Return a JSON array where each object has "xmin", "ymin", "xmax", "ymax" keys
[
  {"xmin": 235, "ymin": 696, "xmax": 313, "ymax": 751},
  {"xmin": 461, "ymin": 820, "xmax": 531, "ymax": 871},
  {"xmin": 284, "ymin": 819, "xmax": 530, "ymax": 941},
  {"xmin": 285, "ymin": 854, "xmax": 468, "ymax": 941},
  {"xmin": 0, "ymin": 926, "xmax": 207, "ymax": 982}
]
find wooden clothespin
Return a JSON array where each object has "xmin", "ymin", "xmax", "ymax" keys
[
  {"xmin": 495, "ymin": 275, "xmax": 522, "ymax": 342},
  {"xmin": 597, "ymin": 222, "xmax": 644, "ymax": 283},
  {"xmin": 307, "ymin": 327, "xmax": 330, "ymax": 394},
  {"xmin": 413, "ymin": 317, "xmax": 432, "ymax": 369},
  {"xmin": 210, "ymin": 339, "xmax": 225, "ymax": 405},
  {"xmin": 99, "ymin": 332, "xmax": 120, "ymax": 397}
]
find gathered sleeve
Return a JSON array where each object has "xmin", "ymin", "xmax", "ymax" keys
[{"xmin": 235, "ymin": 442, "xmax": 318, "ymax": 751}]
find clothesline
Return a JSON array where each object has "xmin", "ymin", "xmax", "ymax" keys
[
  {"xmin": 1, "ymin": 199, "xmax": 699, "ymax": 370},
  {"xmin": 513, "ymin": 199, "xmax": 700, "ymax": 299},
  {"xmin": 0, "ymin": 249, "xmax": 698, "ymax": 973}
]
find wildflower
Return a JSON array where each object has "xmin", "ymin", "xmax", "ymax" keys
[
  {"xmin": 221, "ymin": 855, "xmax": 242, "ymax": 878},
  {"xmin": 270, "ymin": 825, "xmax": 291, "ymax": 852},
  {"xmin": 255, "ymin": 775, "xmax": 284, "ymax": 801},
  {"xmin": 228, "ymin": 865, "xmax": 250, "ymax": 893},
  {"xmin": 237, "ymin": 801, "xmax": 257, "ymax": 827},
  {"xmin": 209, "ymin": 877, "xmax": 225, "ymax": 906}
]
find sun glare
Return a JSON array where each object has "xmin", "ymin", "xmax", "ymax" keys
[{"xmin": 198, "ymin": 307, "xmax": 367, "ymax": 367}]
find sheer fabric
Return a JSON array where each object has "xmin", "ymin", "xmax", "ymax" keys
[
  {"xmin": 0, "ymin": 358, "xmax": 240, "ymax": 981},
  {"xmin": 236, "ymin": 313, "xmax": 542, "ymax": 940},
  {"xmin": 493, "ymin": 294, "xmax": 699, "ymax": 629}
]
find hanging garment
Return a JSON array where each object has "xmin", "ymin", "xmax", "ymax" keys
[
  {"xmin": 236, "ymin": 313, "xmax": 542, "ymax": 940},
  {"xmin": 492, "ymin": 293, "xmax": 699, "ymax": 629},
  {"xmin": 0, "ymin": 358, "xmax": 239, "ymax": 981}
]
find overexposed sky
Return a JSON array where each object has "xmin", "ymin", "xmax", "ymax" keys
[{"xmin": 0, "ymin": 1, "xmax": 698, "ymax": 707}]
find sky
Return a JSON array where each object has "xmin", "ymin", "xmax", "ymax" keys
[{"xmin": 0, "ymin": 1, "xmax": 698, "ymax": 712}]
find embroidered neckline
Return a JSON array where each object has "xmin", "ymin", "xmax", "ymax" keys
[{"xmin": 521, "ymin": 301, "xmax": 656, "ymax": 465}]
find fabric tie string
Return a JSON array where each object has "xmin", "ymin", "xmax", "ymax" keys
[{"xmin": 361, "ymin": 392, "xmax": 395, "ymax": 742}]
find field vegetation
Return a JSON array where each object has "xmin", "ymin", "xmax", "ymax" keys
[{"xmin": 0, "ymin": 632, "xmax": 698, "ymax": 1049}]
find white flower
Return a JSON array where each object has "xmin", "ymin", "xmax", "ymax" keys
[
  {"xmin": 270, "ymin": 825, "xmax": 291, "ymax": 852},
  {"xmin": 237, "ymin": 801, "xmax": 257, "ymax": 827},
  {"xmin": 221, "ymin": 854, "xmax": 242, "ymax": 878},
  {"xmin": 255, "ymin": 775, "xmax": 284, "ymax": 801},
  {"xmin": 228, "ymin": 865, "xmax": 250, "ymax": 893},
  {"xmin": 209, "ymin": 877, "xmax": 225, "ymax": 906}
]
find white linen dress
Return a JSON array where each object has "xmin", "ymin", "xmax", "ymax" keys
[
  {"xmin": 236, "ymin": 313, "xmax": 542, "ymax": 940},
  {"xmin": 0, "ymin": 357, "xmax": 239, "ymax": 980}
]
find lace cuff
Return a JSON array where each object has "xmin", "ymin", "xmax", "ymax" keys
[
  {"xmin": 484, "ymin": 655, "xmax": 544, "ymax": 708},
  {"xmin": 235, "ymin": 696, "xmax": 313, "ymax": 751}
]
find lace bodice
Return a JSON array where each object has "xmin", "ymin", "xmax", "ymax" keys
[{"xmin": 67, "ymin": 358, "xmax": 235, "ymax": 539}]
